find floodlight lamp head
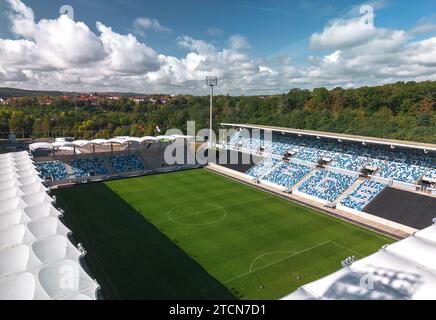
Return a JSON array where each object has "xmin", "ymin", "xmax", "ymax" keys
[{"xmin": 206, "ymin": 76, "xmax": 218, "ymax": 87}]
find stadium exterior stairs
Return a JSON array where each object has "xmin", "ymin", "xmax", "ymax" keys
[
  {"xmin": 99, "ymin": 158, "xmax": 112, "ymax": 176},
  {"xmin": 257, "ymin": 160, "xmax": 282, "ymax": 180},
  {"xmin": 335, "ymin": 178, "xmax": 366, "ymax": 204},
  {"xmin": 291, "ymin": 167, "xmax": 320, "ymax": 192},
  {"xmin": 106, "ymin": 158, "xmax": 115, "ymax": 175},
  {"xmin": 64, "ymin": 163, "xmax": 75, "ymax": 178},
  {"xmin": 137, "ymin": 151, "xmax": 154, "ymax": 170}
]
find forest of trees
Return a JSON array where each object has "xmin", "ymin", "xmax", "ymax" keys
[{"xmin": 0, "ymin": 81, "xmax": 435, "ymax": 143}]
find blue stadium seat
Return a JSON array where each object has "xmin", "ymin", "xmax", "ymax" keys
[
  {"xmin": 36, "ymin": 161, "xmax": 68, "ymax": 181},
  {"xmin": 225, "ymin": 131, "xmax": 435, "ymax": 185},
  {"xmin": 246, "ymin": 158, "xmax": 280, "ymax": 178},
  {"xmin": 263, "ymin": 162, "xmax": 312, "ymax": 189},
  {"xmin": 71, "ymin": 158, "xmax": 109, "ymax": 177},
  {"xmin": 378, "ymin": 162, "xmax": 427, "ymax": 184},
  {"xmin": 298, "ymin": 170, "xmax": 357, "ymax": 202},
  {"xmin": 330, "ymin": 154, "xmax": 367, "ymax": 172},
  {"xmin": 110, "ymin": 155, "xmax": 145, "ymax": 173},
  {"xmin": 425, "ymin": 169, "xmax": 436, "ymax": 180},
  {"xmin": 341, "ymin": 180, "xmax": 387, "ymax": 211}
]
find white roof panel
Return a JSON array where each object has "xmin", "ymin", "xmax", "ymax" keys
[{"xmin": 0, "ymin": 151, "xmax": 98, "ymax": 300}]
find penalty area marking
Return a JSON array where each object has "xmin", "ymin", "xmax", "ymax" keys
[
  {"xmin": 202, "ymin": 240, "xmax": 332, "ymax": 294},
  {"xmin": 249, "ymin": 250, "xmax": 298, "ymax": 273},
  {"xmin": 248, "ymin": 240, "xmax": 365, "ymax": 274}
]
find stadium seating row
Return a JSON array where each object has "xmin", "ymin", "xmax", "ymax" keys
[
  {"xmin": 330, "ymin": 154, "xmax": 368, "ymax": 172},
  {"xmin": 246, "ymin": 158, "xmax": 279, "ymax": 178},
  {"xmin": 111, "ymin": 155, "xmax": 145, "ymax": 174},
  {"xmin": 340, "ymin": 180, "xmax": 387, "ymax": 211},
  {"xmin": 36, "ymin": 154, "xmax": 145, "ymax": 181},
  {"xmin": 378, "ymin": 162, "xmax": 427, "ymax": 184},
  {"xmin": 72, "ymin": 158, "xmax": 109, "ymax": 178},
  {"xmin": 298, "ymin": 169, "xmax": 358, "ymax": 202},
  {"xmin": 425, "ymin": 169, "xmax": 436, "ymax": 180},
  {"xmin": 263, "ymin": 162, "xmax": 313, "ymax": 189},
  {"xmin": 35, "ymin": 161, "xmax": 68, "ymax": 181},
  {"xmin": 227, "ymin": 131, "xmax": 435, "ymax": 184},
  {"xmin": 294, "ymin": 148, "xmax": 323, "ymax": 163}
]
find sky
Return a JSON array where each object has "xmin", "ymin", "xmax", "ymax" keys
[{"xmin": 0, "ymin": 0, "xmax": 436, "ymax": 95}]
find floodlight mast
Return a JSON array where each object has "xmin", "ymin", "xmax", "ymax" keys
[{"xmin": 206, "ymin": 76, "xmax": 218, "ymax": 149}]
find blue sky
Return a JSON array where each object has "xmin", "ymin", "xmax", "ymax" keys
[{"xmin": 0, "ymin": 0, "xmax": 436, "ymax": 94}]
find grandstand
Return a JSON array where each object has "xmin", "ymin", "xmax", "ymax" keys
[
  {"xmin": 30, "ymin": 135, "xmax": 200, "ymax": 185},
  {"xmin": 221, "ymin": 123, "xmax": 436, "ymax": 230},
  {"xmin": 222, "ymin": 124, "xmax": 435, "ymax": 187}
]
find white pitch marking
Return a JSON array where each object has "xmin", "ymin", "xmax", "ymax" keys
[{"xmin": 249, "ymin": 250, "xmax": 298, "ymax": 273}]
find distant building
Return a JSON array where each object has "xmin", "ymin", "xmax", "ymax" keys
[{"xmin": 132, "ymin": 96, "xmax": 146, "ymax": 104}]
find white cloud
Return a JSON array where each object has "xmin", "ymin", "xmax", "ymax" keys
[
  {"xmin": 1, "ymin": 0, "xmax": 436, "ymax": 95},
  {"xmin": 310, "ymin": 16, "xmax": 393, "ymax": 50},
  {"xmin": 4, "ymin": 1, "xmax": 106, "ymax": 70},
  {"xmin": 324, "ymin": 50, "xmax": 341, "ymax": 63},
  {"xmin": 177, "ymin": 36, "xmax": 217, "ymax": 55},
  {"xmin": 206, "ymin": 27, "xmax": 224, "ymax": 37},
  {"xmin": 97, "ymin": 22, "xmax": 160, "ymax": 74},
  {"xmin": 410, "ymin": 15, "xmax": 436, "ymax": 35},
  {"xmin": 133, "ymin": 17, "xmax": 170, "ymax": 36},
  {"xmin": 229, "ymin": 35, "xmax": 250, "ymax": 50},
  {"xmin": 301, "ymin": 4, "xmax": 436, "ymax": 88}
]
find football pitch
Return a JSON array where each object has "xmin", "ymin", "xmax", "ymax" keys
[{"xmin": 53, "ymin": 169, "xmax": 394, "ymax": 300}]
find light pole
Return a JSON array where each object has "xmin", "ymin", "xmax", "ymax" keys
[{"xmin": 206, "ymin": 76, "xmax": 217, "ymax": 149}]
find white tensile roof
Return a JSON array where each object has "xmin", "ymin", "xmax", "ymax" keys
[
  {"xmin": 282, "ymin": 224, "xmax": 436, "ymax": 300},
  {"xmin": 0, "ymin": 151, "xmax": 98, "ymax": 300},
  {"xmin": 28, "ymin": 134, "xmax": 189, "ymax": 151}
]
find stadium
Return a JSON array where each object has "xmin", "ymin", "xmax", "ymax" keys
[{"xmin": 1, "ymin": 123, "xmax": 435, "ymax": 300}]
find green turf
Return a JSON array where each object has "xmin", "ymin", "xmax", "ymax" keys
[{"xmin": 54, "ymin": 169, "xmax": 394, "ymax": 300}]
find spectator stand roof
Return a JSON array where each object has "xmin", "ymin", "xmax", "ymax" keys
[
  {"xmin": 222, "ymin": 123, "xmax": 436, "ymax": 153},
  {"xmin": 0, "ymin": 151, "xmax": 98, "ymax": 300},
  {"xmin": 28, "ymin": 134, "xmax": 193, "ymax": 152}
]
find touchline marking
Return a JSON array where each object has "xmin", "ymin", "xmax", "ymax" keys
[
  {"xmin": 202, "ymin": 240, "xmax": 331, "ymax": 293},
  {"xmin": 329, "ymin": 240, "xmax": 365, "ymax": 258}
]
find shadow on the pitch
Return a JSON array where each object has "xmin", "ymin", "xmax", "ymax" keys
[{"xmin": 55, "ymin": 182, "xmax": 236, "ymax": 300}]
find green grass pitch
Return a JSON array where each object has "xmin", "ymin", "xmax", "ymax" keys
[{"xmin": 54, "ymin": 169, "xmax": 394, "ymax": 300}]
